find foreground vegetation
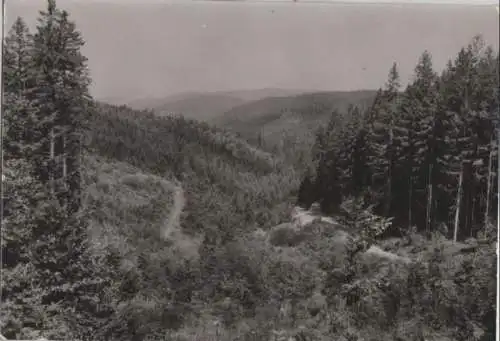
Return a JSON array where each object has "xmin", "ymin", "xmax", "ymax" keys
[{"xmin": 1, "ymin": 1, "xmax": 497, "ymax": 340}]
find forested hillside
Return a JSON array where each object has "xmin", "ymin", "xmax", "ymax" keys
[
  {"xmin": 214, "ymin": 90, "xmax": 376, "ymax": 167},
  {"xmin": 89, "ymin": 102, "xmax": 302, "ymax": 236},
  {"xmin": 1, "ymin": 1, "xmax": 498, "ymax": 341},
  {"xmin": 217, "ymin": 90, "xmax": 376, "ymax": 135}
]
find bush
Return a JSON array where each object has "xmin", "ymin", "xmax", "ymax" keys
[
  {"xmin": 269, "ymin": 223, "xmax": 310, "ymax": 247},
  {"xmin": 339, "ymin": 196, "xmax": 393, "ymax": 252}
]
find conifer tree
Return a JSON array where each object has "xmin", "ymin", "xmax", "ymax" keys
[
  {"xmin": 32, "ymin": 0, "xmax": 92, "ymax": 209},
  {"xmin": 472, "ymin": 45, "xmax": 499, "ymax": 229},
  {"xmin": 336, "ymin": 105, "xmax": 367, "ymax": 197},
  {"xmin": 2, "ymin": 17, "xmax": 42, "ymax": 162},
  {"xmin": 313, "ymin": 111, "xmax": 343, "ymax": 213},
  {"xmin": 436, "ymin": 38, "xmax": 488, "ymax": 239},
  {"xmin": 365, "ymin": 64, "xmax": 401, "ymax": 217},
  {"xmin": 394, "ymin": 51, "xmax": 439, "ymax": 233},
  {"xmin": 392, "ymin": 85, "xmax": 418, "ymax": 229},
  {"xmin": 17, "ymin": 0, "xmax": 105, "ymax": 336},
  {"xmin": 351, "ymin": 108, "xmax": 371, "ymax": 196},
  {"xmin": 436, "ymin": 56, "xmax": 467, "ymax": 239},
  {"xmin": 296, "ymin": 169, "xmax": 315, "ymax": 209},
  {"xmin": 3, "ymin": 17, "xmax": 33, "ymax": 95},
  {"xmin": 0, "ymin": 18, "xmax": 48, "ymax": 338}
]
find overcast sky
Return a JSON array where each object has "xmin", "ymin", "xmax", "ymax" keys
[{"xmin": 5, "ymin": 1, "xmax": 499, "ymax": 101}]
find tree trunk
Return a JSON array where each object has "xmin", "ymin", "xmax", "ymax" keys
[
  {"xmin": 484, "ymin": 137, "xmax": 494, "ymax": 225},
  {"xmin": 49, "ymin": 128, "xmax": 55, "ymax": 193},
  {"xmin": 385, "ymin": 127, "xmax": 393, "ymax": 217},
  {"xmin": 471, "ymin": 195, "xmax": 476, "ymax": 238},
  {"xmin": 453, "ymin": 165, "xmax": 464, "ymax": 243},
  {"xmin": 426, "ymin": 164, "xmax": 433, "ymax": 234},
  {"xmin": 497, "ymin": 130, "xmax": 500, "ymax": 229},
  {"xmin": 67, "ymin": 132, "xmax": 82, "ymax": 214},
  {"xmin": 62, "ymin": 134, "xmax": 67, "ymax": 180},
  {"xmin": 408, "ymin": 175, "xmax": 413, "ymax": 231},
  {"xmin": 463, "ymin": 162, "xmax": 473, "ymax": 238}
]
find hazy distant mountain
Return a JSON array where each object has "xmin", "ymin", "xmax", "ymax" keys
[
  {"xmin": 124, "ymin": 91, "xmax": 207, "ymax": 110},
  {"xmin": 117, "ymin": 88, "xmax": 314, "ymax": 121},
  {"xmin": 139, "ymin": 93, "xmax": 248, "ymax": 121},
  {"xmin": 216, "ymin": 88, "xmax": 314, "ymax": 103}
]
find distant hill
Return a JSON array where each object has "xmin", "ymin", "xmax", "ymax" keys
[
  {"xmin": 139, "ymin": 93, "xmax": 247, "ymax": 121},
  {"xmin": 119, "ymin": 88, "xmax": 314, "ymax": 121},
  {"xmin": 217, "ymin": 88, "xmax": 313, "ymax": 103},
  {"xmin": 214, "ymin": 90, "xmax": 377, "ymax": 148}
]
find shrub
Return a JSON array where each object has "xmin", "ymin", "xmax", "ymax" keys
[{"xmin": 269, "ymin": 223, "xmax": 310, "ymax": 247}]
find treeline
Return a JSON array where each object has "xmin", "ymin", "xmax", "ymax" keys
[
  {"xmin": 1, "ymin": 1, "xmax": 108, "ymax": 338},
  {"xmin": 298, "ymin": 36, "xmax": 499, "ymax": 240}
]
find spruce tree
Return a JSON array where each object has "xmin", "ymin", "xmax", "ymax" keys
[
  {"xmin": 473, "ymin": 45, "xmax": 499, "ymax": 229},
  {"xmin": 0, "ymin": 17, "xmax": 48, "ymax": 338},
  {"xmin": 336, "ymin": 105, "xmax": 367, "ymax": 197},
  {"xmin": 365, "ymin": 64, "xmax": 401, "ymax": 217},
  {"xmin": 2, "ymin": 17, "xmax": 43, "ymax": 162},
  {"xmin": 436, "ymin": 54, "xmax": 467, "ymax": 240},
  {"xmin": 435, "ymin": 37, "xmax": 493, "ymax": 239},
  {"xmin": 394, "ymin": 51, "xmax": 440, "ymax": 233},
  {"xmin": 3, "ymin": 17, "xmax": 33, "ymax": 95},
  {"xmin": 23, "ymin": 0, "xmax": 104, "ymax": 336},
  {"xmin": 392, "ymin": 84, "xmax": 418, "ymax": 230},
  {"xmin": 313, "ymin": 111, "xmax": 343, "ymax": 214}
]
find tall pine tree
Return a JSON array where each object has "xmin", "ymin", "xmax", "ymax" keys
[
  {"xmin": 10, "ymin": 0, "xmax": 104, "ymax": 337},
  {"xmin": 366, "ymin": 63, "xmax": 401, "ymax": 217}
]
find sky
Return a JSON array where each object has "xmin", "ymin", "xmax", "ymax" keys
[{"xmin": 5, "ymin": 1, "xmax": 499, "ymax": 102}]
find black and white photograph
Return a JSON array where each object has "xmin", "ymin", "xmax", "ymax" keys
[{"xmin": 0, "ymin": 0, "xmax": 498, "ymax": 340}]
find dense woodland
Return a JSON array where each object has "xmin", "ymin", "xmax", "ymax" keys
[
  {"xmin": 1, "ymin": 1, "xmax": 498, "ymax": 341},
  {"xmin": 298, "ymin": 44, "xmax": 499, "ymax": 241}
]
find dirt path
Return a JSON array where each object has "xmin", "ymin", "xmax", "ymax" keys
[
  {"xmin": 161, "ymin": 185, "xmax": 186, "ymax": 240},
  {"xmin": 291, "ymin": 206, "xmax": 411, "ymax": 264},
  {"xmin": 160, "ymin": 183, "xmax": 201, "ymax": 260},
  {"xmin": 364, "ymin": 245, "xmax": 411, "ymax": 264},
  {"xmin": 291, "ymin": 206, "xmax": 337, "ymax": 226}
]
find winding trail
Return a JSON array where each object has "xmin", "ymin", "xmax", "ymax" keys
[
  {"xmin": 291, "ymin": 207, "xmax": 337, "ymax": 226},
  {"xmin": 160, "ymin": 183, "xmax": 201, "ymax": 260},
  {"xmin": 161, "ymin": 185, "xmax": 186, "ymax": 240},
  {"xmin": 159, "ymin": 186, "xmax": 411, "ymax": 264}
]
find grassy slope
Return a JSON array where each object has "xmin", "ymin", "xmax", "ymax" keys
[
  {"xmin": 84, "ymin": 153, "xmax": 180, "ymax": 261},
  {"xmin": 85, "ymin": 152, "xmax": 202, "ymax": 267},
  {"xmin": 83, "ymin": 154, "xmax": 209, "ymax": 338}
]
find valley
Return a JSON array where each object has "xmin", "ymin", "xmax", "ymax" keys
[{"xmin": 1, "ymin": 2, "xmax": 498, "ymax": 341}]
